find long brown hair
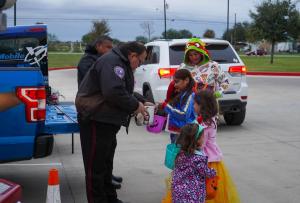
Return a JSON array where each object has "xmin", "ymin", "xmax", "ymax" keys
[
  {"xmin": 169, "ymin": 69, "xmax": 195, "ymax": 107},
  {"xmin": 176, "ymin": 123, "xmax": 202, "ymax": 155},
  {"xmin": 194, "ymin": 90, "xmax": 218, "ymax": 127}
]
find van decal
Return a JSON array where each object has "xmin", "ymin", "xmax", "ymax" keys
[
  {"xmin": 24, "ymin": 45, "xmax": 47, "ymax": 67},
  {"xmin": 0, "ymin": 53, "xmax": 25, "ymax": 60}
]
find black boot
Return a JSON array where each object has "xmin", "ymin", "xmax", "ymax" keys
[
  {"xmin": 112, "ymin": 174, "xmax": 123, "ymax": 183},
  {"xmin": 109, "ymin": 198, "xmax": 129, "ymax": 203}
]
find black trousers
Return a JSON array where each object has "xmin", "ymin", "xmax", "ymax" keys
[{"xmin": 79, "ymin": 118, "xmax": 120, "ymax": 203}]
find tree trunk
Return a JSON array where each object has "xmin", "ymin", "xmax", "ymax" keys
[{"xmin": 270, "ymin": 40, "xmax": 275, "ymax": 64}]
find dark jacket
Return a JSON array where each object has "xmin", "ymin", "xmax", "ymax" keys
[
  {"xmin": 77, "ymin": 45, "xmax": 101, "ymax": 86},
  {"xmin": 77, "ymin": 47, "xmax": 139, "ymax": 126}
]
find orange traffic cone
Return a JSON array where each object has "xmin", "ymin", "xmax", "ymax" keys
[{"xmin": 46, "ymin": 168, "xmax": 61, "ymax": 203}]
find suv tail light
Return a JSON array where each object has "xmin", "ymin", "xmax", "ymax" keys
[
  {"xmin": 228, "ymin": 66, "xmax": 247, "ymax": 75},
  {"xmin": 16, "ymin": 87, "xmax": 46, "ymax": 122},
  {"xmin": 158, "ymin": 68, "xmax": 177, "ymax": 78}
]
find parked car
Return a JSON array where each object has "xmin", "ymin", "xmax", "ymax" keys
[
  {"xmin": 134, "ymin": 39, "xmax": 248, "ymax": 125},
  {"xmin": 245, "ymin": 49, "xmax": 267, "ymax": 56}
]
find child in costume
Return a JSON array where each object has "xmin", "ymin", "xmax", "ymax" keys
[
  {"xmin": 180, "ymin": 37, "xmax": 229, "ymax": 96},
  {"xmin": 172, "ymin": 123, "xmax": 216, "ymax": 203},
  {"xmin": 162, "ymin": 69, "xmax": 197, "ymax": 143},
  {"xmin": 194, "ymin": 90, "xmax": 240, "ymax": 203}
]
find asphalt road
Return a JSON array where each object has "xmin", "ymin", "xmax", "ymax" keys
[{"xmin": 0, "ymin": 70, "xmax": 299, "ymax": 203}]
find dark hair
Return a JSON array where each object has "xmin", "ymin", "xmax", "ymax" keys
[
  {"xmin": 194, "ymin": 90, "xmax": 218, "ymax": 127},
  {"xmin": 169, "ymin": 69, "xmax": 195, "ymax": 107},
  {"xmin": 176, "ymin": 123, "xmax": 202, "ymax": 155},
  {"xmin": 119, "ymin": 41, "xmax": 146, "ymax": 57},
  {"xmin": 85, "ymin": 35, "xmax": 113, "ymax": 54}
]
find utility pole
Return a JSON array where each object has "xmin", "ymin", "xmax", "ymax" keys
[
  {"xmin": 14, "ymin": 2, "xmax": 16, "ymax": 26},
  {"xmin": 234, "ymin": 13, "xmax": 236, "ymax": 45},
  {"xmin": 226, "ymin": 0, "xmax": 229, "ymax": 41},
  {"xmin": 163, "ymin": 0, "xmax": 167, "ymax": 39}
]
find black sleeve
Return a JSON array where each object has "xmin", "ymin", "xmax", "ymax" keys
[
  {"xmin": 133, "ymin": 92, "xmax": 147, "ymax": 103},
  {"xmin": 77, "ymin": 55, "xmax": 97, "ymax": 86},
  {"xmin": 99, "ymin": 65, "xmax": 139, "ymax": 114}
]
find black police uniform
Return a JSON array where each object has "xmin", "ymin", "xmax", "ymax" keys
[{"xmin": 77, "ymin": 47, "xmax": 139, "ymax": 203}]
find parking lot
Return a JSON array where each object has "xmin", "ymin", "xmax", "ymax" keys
[{"xmin": 1, "ymin": 69, "xmax": 300, "ymax": 203}]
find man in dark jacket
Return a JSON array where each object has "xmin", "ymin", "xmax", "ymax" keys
[
  {"xmin": 76, "ymin": 42, "xmax": 148, "ymax": 203},
  {"xmin": 77, "ymin": 36, "xmax": 123, "ymax": 189},
  {"xmin": 77, "ymin": 36, "xmax": 113, "ymax": 86}
]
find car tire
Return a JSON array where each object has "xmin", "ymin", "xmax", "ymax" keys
[
  {"xmin": 144, "ymin": 89, "xmax": 155, "ymax": 103},
  {"xmin": 224, "ymin": 109, "xmax": 246, "ymax": 125}
]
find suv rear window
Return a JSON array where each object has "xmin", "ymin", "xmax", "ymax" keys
[{"xmin": 169, "ymin": 43, "xmax": 240, "ymax": 65}]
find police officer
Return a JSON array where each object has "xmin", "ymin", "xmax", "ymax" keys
[
  {"xmin": 77, "ymin": 35, "xmax": 123, "ymax": 189},
  {"xmin": 76, "ymin": 42, "xmax": 147, "ymax": 203}
]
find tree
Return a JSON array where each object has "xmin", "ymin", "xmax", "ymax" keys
[
  {"xmin": 112, "ymin": 38, "xmax": 122, "ymax": 46},
  {"xmin": 203, "ymin": 29, "xmax": 215, "ymax": 38},
  {"xmin": 250, "ymin": 0, "xmax": 300, "ymax": 64},
  {"xmin": 135, "ymin": 36, "xmax": 148, "ymax": 44},
  {"xmin": 82, "ymin": 20, "xmax": 111, "ymax": 44},
  {"xmin": 222, "ymin": 22, "xmax": 254, "ymax": 43},
  {"xmin": 48, "ymin": 33, "xmax": 59, "ymax": 42},
  {"xmin": 162, "ymin": 29, "xmax": 193, "ymax": 39},
  {"xmin": 178, "ymin": 29, "xmax": 193, "ymax": 38},
  {"xmin": 140, "ymin": 21, "xmax": 155, "ymax": 42}
]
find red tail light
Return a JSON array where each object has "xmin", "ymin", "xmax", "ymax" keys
[
  {"xmin": 228, "ymin": 66, "xmax": 247, "ymax": 75},
  {"xmin": 28, "ymin": 27, "xmax": 46, "ymax": 32},
  {"xmin": 158, "ymin": 68, "xmax": 177, "ymax": 78},
  {"xmin": 16, "ymin": 87, "xmax": 46, "ymax": 122}
]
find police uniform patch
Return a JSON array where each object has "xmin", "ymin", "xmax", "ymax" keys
[{"xmin": 114, "ymin": 66, "xmax": 125, "ymax": 79}]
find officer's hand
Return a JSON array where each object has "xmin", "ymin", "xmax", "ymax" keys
[
  {"xmin": 135, "ymin": 102, "xmax": 147, "ymax": 116},
  {"xmin": 144, "ymin": 101, "xmax": 155, "ymax": 106}
]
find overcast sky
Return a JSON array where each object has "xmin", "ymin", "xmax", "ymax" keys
[{"xmin": 3, "ymin": 0, "xmax": 288, "ymax": 41}]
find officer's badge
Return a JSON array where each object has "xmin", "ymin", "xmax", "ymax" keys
[{"xmin": 114, "ymin": 66, "xmax": 125, "ymax": 79}]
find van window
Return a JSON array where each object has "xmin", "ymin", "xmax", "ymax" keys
[
  {"xmin": 0, "ymin": 38, "xmax": 39, "ymax": 57},
  {"xmin": 144, "ymin": 46, "xmax": 160, "ymax": 64},
  {"xmin": 0, "ymin": 36, "xmax": 47, "ymax": 75},
  {"xmin": 169, "ymin": 43, "xmax": 239, "ymax": 65}
]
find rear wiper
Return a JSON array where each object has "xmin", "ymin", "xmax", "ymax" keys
[{"xmin": 214, "ymin": 59, "xmax": 228, "ymax": 63}]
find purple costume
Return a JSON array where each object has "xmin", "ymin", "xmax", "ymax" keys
[{"xmin": 172, "ymin": 150, "xmax": 216, "ymax": 203}]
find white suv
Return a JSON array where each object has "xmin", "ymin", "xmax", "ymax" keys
[{"xmin": 134, "ymin": 39, "xmax": 248, "ymax": 125}]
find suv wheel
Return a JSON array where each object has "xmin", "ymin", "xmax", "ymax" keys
[
  {"xmin": 224, "ymin": 109, "xmax": 246, "ymax": 125},
  {"xmin": 144, "ymin": 89, "xmax": 155, "ymax": 103}
]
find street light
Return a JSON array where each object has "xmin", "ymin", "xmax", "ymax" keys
[
  {"xmin": 13, "ymin": 1, "xmax": 16, "ymax": 25},
  {"xmin": 227, "ymin": 0, "xmax": 229, "ymax": 41},
  {"xmin": 163, "ymin": 0, "xmax": 167, "ymax": 39}
]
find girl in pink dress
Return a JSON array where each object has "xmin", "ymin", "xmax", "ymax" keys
[{"xmin": 194, "ymin": 90, "xmax": 240, "ymax": 203}]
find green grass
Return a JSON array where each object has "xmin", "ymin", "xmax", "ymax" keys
[
  {"xmin": 240, "ymin": 55, "xmax": 300, "ymax": 72},
  {"xmin": 48, "ymin": 53, "xmax": 82, "ymax": 68},
  {"xmin": 48, "ymin": 52, "xmax": 300, "ymax": 72}
]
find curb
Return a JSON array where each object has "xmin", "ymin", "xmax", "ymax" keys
[
  {"xmin": 49, "ymin": 66, "xmax": 76, "ymax": 71},
  {"xmin": 247, "ymin": 72, "xmax": 300, "ymax": 76},
  {"xmin": 49, "ymin": 66, "xmax": 300, "ymax": 77}
]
